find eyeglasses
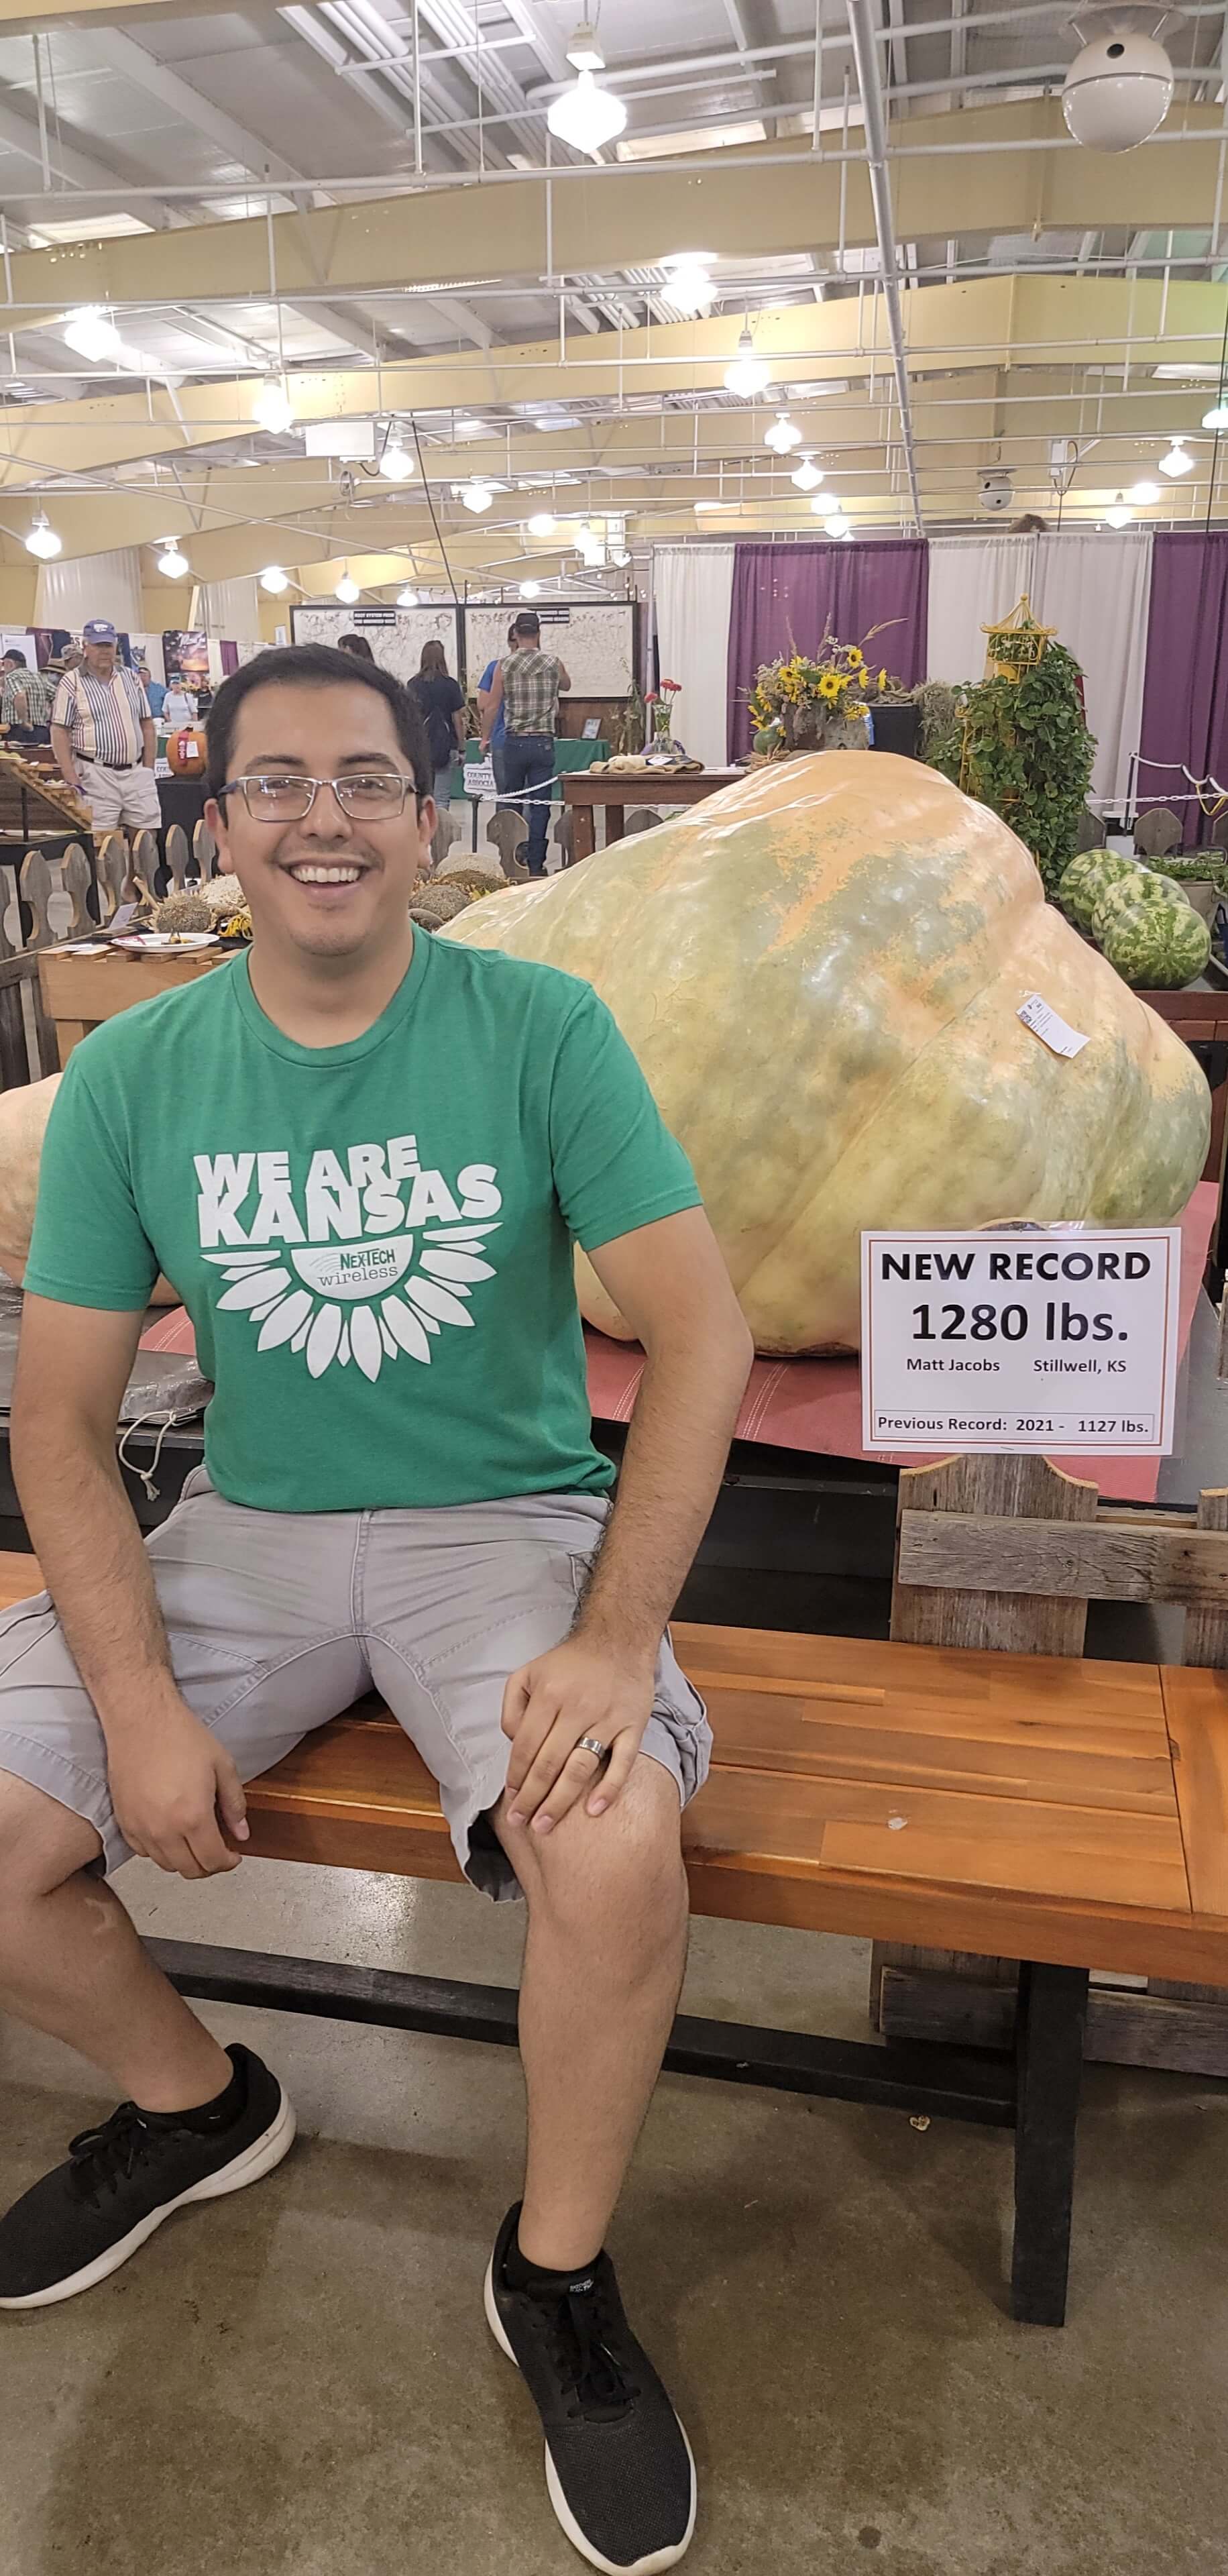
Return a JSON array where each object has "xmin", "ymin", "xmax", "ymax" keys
[{"xmin": 219, "ymin": 771, "xmax": 422, "ymax": 821}]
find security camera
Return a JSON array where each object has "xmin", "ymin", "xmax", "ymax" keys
[{"xmin": 1062, "ymin": 8, "xmax": 1180, "ymax": 154}]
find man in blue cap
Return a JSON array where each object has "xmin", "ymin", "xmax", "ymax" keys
[{"xmin": 50, "ymin": 620, "xmax": 160, "ymax": 835}]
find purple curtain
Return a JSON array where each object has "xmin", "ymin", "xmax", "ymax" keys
[
  {"xmin": 726, "ymin": 539, "xmax": 929, "ymax": 759},
  {"xmin": 1138, "ymin": 533, "xmax": 1228, "ymax": 848}
]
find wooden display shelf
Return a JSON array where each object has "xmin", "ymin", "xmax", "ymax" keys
[{"xmin": 39, "ymin": 942, "xmax": 232, "ymax": 1067}]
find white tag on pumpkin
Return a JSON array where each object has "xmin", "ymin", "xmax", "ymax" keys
[{"xmin": 1017, "ymin": 992, "xmax": 1089, "ymax": 1059}]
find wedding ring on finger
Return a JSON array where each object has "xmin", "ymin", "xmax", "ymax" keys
[{"xmin": 577, "ymin": 1735, "xmax": 610, "ymax": 1764}]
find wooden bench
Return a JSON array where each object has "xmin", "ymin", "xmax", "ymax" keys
[{"xmin": 3, "ymin": 1472, "xmax": 1226, "ymax": 2332}]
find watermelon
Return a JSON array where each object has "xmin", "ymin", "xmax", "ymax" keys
[
  {"xmin": 1089, "ymin": 871, "xmax": 1188, "ymax": 945},
  {"xmin": 1058, "ymin": 847, "xmax": 1139, "ymax": 930},
  {"xmin": 1099, "ymin": 897, "xmax": 1211, "ymax": 990}
]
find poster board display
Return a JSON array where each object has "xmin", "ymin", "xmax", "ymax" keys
[
  {"xmin": 292, "ymin": 604, "xmax": 462, "ymax": 686},
  {"xmin": 163, "ymin": 629, "xmax": 209, "ymax": 690},
  {"xmin": 860, "ymin": 1226, "xmax": 1182, "ymax": 1456},
  {"xmin": 462, "ymin": 602, "xmax": 634, "ymax": 699}
]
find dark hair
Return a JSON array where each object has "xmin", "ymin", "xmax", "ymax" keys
[
  {"xmin": 419, "ymin": 639, "xmax": 448, "ymax": 676},
  {"xmin": 206, "ymin": 643, "xmax": 432, "ymax": 801},
  {"xmin": 507, "ymin": 623, "xmax": 517, "ymax": 645},
  {"xmin": 337, "ymin": 631, "xmax": 375, "ymax": 661},
  {"xmin": 512, "ymin": 612, "xmax": 541, "ymax": 640},
  {"xmin": 2, "ymin": 649, "xmax": 26, "ymax": 667}
]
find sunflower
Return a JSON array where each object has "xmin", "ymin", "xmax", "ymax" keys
[{"xmin": 846, "ymin": 645, "xmax": 864, "ymax": 669}]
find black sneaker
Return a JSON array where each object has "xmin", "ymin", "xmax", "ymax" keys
[
  {"xmin": 0, "ymin": 2045, "xmax": 294, "ymax": 2310},
  {"xmin": 484, "ymin": 2202, "xmax": 696, "ymax": 2575}
]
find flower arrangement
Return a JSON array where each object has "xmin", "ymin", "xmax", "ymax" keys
[
  {"xmin": 645, "ymin": 676, "xmax": 682, "ymax": 749},
  {"xmin": 748, "ymin": 635, "xmax": 891, "ymax": 757}
]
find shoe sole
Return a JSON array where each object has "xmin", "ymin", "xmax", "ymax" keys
[
  {"xmin": 483, "ymin": 2255, "xmax": 697, "ymax": 2576},
  {"xmin": 0, "ymin": 2086, "xmax": 296, "ymax": 2311}
]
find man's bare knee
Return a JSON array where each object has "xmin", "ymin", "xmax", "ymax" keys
[{"xmin": 0, "ymin": 1771, "xmax": 104, "ymax": 1911}]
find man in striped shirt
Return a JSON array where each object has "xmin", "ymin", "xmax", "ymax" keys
[
  {"xmin": 50, "ymin": 619, "xmax": 160, "ymax": 835},
  {"xmin": 1, "ymin": 651, "xmax": 57, "ymax": 744}
]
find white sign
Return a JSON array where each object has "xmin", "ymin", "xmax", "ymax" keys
[
  {"xmin": 860, "ymin": 1226, "xmax": 1182, "ymax": 1454},
  {"xmin": 1017, "ymin": 992, "xmax": 1089, "ymax": 1059},
  {"xmin": 463, "ymin": 757, "xmax": 496, "ymax": 800}
]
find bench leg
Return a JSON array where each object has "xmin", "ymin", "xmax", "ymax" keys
[{"xmin": 1011, "ymin": 1961, "xmax": 1089, "ymax": 2328}]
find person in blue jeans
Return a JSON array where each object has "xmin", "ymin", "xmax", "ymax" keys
[
  {"xmin": 481, "ymin": 611, "xmax": 571, "ymax": 876},
  {"xmin": 477, "ymin": 624, "xmax": 515, "ymax": 758}
]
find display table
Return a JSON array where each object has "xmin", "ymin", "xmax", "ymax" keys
[
  {"xmin": 1135, "ymin": 977, "xmax": 1228, "ymax": 1185},
  {"xmin": 39, "ymin": 942, "xmax": 232, "ymax": 1065},
  {"xmin": 562, "ymin": 767, "xmax": 742, "ymax": 865}
]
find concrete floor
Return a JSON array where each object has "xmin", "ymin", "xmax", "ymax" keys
[{"xmin": 2, "ymin": 1858, "xmax": 1226, "ymax": 2576}]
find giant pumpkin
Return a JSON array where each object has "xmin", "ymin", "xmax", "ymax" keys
[{"xmin": 441, "ymin": 753, "xmax": 1210, "ymax": 1354}]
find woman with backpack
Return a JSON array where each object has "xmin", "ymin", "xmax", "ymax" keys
[{"xmin": 408, "ymin": 639, "xmax": 467, "ymax": 817}]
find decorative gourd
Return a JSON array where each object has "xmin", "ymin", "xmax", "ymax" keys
[{"xmin": 440, "ymin": 753, "xmax": 1210, "ymax": 1354}]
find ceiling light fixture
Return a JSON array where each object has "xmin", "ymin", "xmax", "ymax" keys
[
  {"xmin": 157, "ymin": 541, "xmax": 189, "ymax": 578},
  {"xmin": 723, "ymin": 326, "xmax": 771, "ymax": 399},
  {"xmin": 1159, "ymin": 439, "xmax": 1194, "ymax": 478},
  {"xmin": 1203, "ymin": 396, "xmax": 1228, "ymax": 431},
  {"xmin": 335, "ymin": 572, "xmax": 359, "ymax": 604},
  {"xmin": 764, "ymin": 411, "xmax": 802, "ymax": 453},
  {"xmin": 547, "ymin": 48, "xmax": 628, "ymax": 156},
  {"xmin": 693, "ymin": 500, "xmax": 725, "ymax": 514},
  {"xmin": 62, "ymin": 305, "xmax": 123, "ymax": 364},
  {"xmin": 526, "ymin": 511, "xmax": 557, "ymax": 538},
  {"xmin": 254, "ymin": 376, "xmax": 294, "ymax": 435},
  {"xmin": 1105, "ymin": 494, "xmax": 1133, "ymax": 529},
  {"xmin": 380, "ymin": 437, "xmax": 415, "ymax": 482},
  {"xmin": 565, "ymin": 18, "xmax": 605, "ymax": 70},
  {"xmin": 1062, "ymin": 23, "xmax": 1174, "ymax": 155},
  {"xmin": 397, "ymin": 584, "xmax": 418, "ymax": 606},
  {"xmin": 260, "ymin": 564, "xmax": 289, "ymax": 594},
  {"xmin": 24, "ymin": 513, "xmax": 61, "ymax": 560},
  {"xmin": 1127, "ymin": 478, "xmax": 1161, "ymax": 504},
  {"xmin": 461, "ymin": 480, "xmax": 494, "ymax": 515},
  {"xmin": 520, "ymin": 580, "xmax": 542, "ymax": 599},
  {"xmin": 823, "ymin": 511, "xmax": 850, "ymax": 539},
  {"xmin": 660, "ymin": 254, "xmax": 716, "ymax": 318},
  {"xmin": 791, "ymin": 453, "xmax": 824, "ymax": 492}
]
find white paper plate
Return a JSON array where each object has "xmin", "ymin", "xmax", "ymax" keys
[{"xmin": 114, "ymin": 930, "xmax": 220, "ymax": 951}]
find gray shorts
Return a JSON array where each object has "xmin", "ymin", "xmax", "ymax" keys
[{"xmin": 0, "ymin": 1470, "xmax": 712, "ymax": 1901}]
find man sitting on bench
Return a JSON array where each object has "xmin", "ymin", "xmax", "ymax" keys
[{"xmin": 0, "ymin": 643, "xmax": 752, "ymax": 2576}]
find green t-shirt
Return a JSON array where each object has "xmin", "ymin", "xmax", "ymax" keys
[{"xmin": 25, "ymin": 940, "xmax": 701, "ymax": 1513}]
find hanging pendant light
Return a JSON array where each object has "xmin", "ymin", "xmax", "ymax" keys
[
  {"xmin": 380, "ymin": 437, "xmax": 415, "ymax": 482},
  {"xmin": 24, "ymin": 514, "xmax": 61, "ymax": 559},
  {"xmin": 157, "ymin": 541, "xmax": 189, "ymax": 578},
  {"xmin": 764, "ymin": 412, "xmax": 802, "ymax": 454},
  {"xmin": 335, "ymin": 572, "xmax": 359, "ymax": 604},
  {"xmin": 461, "ymin": 480, "xmax": 494, "ymax": 515},
  {"xmin": 254, "ymin": 377, "xmax": 294, "ymax": 434},
  {"xmin": 260, "ymin": 565, "xmax": 289, "ymax": 594},
  {"xmin": 527, "ymin": 511, "xmax": 557, "ymax": 538},
  {"xmin": 724, "ymin": 327, "xmax": 771, "ymax": 398},
  {"xmin": 397, "ymin": 584, "xmax": 418, "ymax": 606},
  {"xmin": 823, "ymin": 510, "xmax": 850, "ymax": 539},
  {"xmin": 1203, "ymin": 394, "xmax": 1228, "ymax": 431},
  {"xmin": 547, "ymin": 30, "xmax": 627, "ymax": 155},
  {"xmin": 791, "ymin": 453, "xmax": 824, "ymax": 492},
  {"xmin": 1105, "ymin": 494, "xmax": 1133, "ymax": 529},
  {"xmin": 1159, "ymin": 439, "xmax": 1193, "ymax": 478},
  {"xmin": 1127, "ymin": 479, "xmax": 1160, "ymax": 505}
]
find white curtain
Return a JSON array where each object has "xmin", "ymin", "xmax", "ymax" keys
[
  {"xmin": 927, "ymin": 529, "xmax": 1154, "ymax": 806},
  {"xmin": 34, "ymin": 547, "xmax": 143, "ymax": 637},
  {"xmin": 201, "ymin": 577, "xmax": 261, "ymax": 639},
  {"xmin": 652, "ymin": 545, "xmax": 735, "ymax": 773},
  {"xmin": 1027, "ymin": 532, "xmax": 1152, "ymax": 806},
  {"xmin": 926, "ymin": 534, "xmax": 1035, "ymax": 688}
]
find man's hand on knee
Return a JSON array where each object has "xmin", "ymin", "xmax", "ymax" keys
[
  {"xmin": 501, "ymin": 1639, "xmax": 655, "ymax": 1838},
  {"xmin": 107, "ymin": 1686, "xmax": 249, "ymax": 1880}
]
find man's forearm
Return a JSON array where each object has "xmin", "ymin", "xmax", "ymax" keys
[
  {"xmin": 142, "ymin": 720, "xmax": 156, "ymax": 767},
  {"xmin": 574, "ymin": 1317, "xmax": 750, "ymax": 1664},
  {"xmin": 51, "ymin": 726, "xmax": 77, "ymax": 786},
  {"xmin": 14, "ymin": 1420, "xmax": 176, "ymax": 1741}
]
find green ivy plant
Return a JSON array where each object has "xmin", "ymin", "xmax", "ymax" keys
[{"xmin": 930, "ymin": 642, "xmax": 1097, "ymax": 895}]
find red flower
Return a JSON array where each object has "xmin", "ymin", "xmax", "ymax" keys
[
  {"xmin": 645, "ymin": 689, "xmax": 659, "ymax": 702},
  {"xmin": 660, "ymin": 678, "xmax": 681, "ymax": 693}
]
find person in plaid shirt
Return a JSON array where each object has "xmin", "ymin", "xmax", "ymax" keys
[
  {"xmin": 480, "ymin": 612, "xmax": 571, "ymax": 877},
  {"xmin": 1, "ymin": 651, "xmax": 56, "ymax": 745}
]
